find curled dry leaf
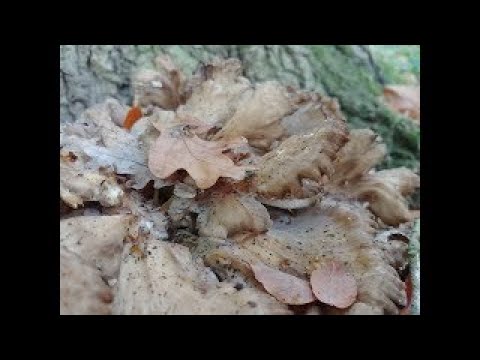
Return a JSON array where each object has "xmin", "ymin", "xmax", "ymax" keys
[
  {"xmin": 310, "ymin": 260, "xmax": 358, "ymax": 309},
  {"xmin": 251, "ymin": 262, "xmax": 315, "ymax": 305},
  {"xmin": 148, "ymin": 126, "xmax": 250, "ymax": 189}
]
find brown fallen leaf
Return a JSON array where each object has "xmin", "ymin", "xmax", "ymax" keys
[
  {"xmin": 148, "ymin": 125, "xmax": 250, "ymax": 189},
  {"xmin": 251, "ymin": 262, "xmax": 315, "ymax": 305},
  {"xmin": 383, "ymin": 85, "xmax": 420, "ymax": 122},
  {"xmin": 123, "ymin": 106, "xmax": 143, "ymax": 130},
  {"xmin": 310, "ymin": 260, "xmax": 358, "ymax": 309}
]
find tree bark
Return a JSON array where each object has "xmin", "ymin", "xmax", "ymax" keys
[{"xmin": 60, "ymin": 45, "xmax": 419, "ymax": 171}]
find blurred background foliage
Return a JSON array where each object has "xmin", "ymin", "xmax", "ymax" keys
[{"xmin": 369, "ymin": 45, "xmax": 420, "ymax": 85}]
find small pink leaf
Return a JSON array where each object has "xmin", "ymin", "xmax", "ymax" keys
[
  {"xmin": 310, "ymin": 260, "xmax": 357, "ymax": 309},
  {"xmin": 251, "ymin": 262, "xmax": 315, "ymax": 305}
]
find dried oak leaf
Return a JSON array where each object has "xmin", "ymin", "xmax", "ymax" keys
[
  {"xmin": 253, "ymin": 127, "xmax": 348, "ymax": 198},
  {"xmin": 310, "ymin": 260, "xmax": 357, "ymax": 309},
  {"xmin": 213, "ymin": 81, "xmax": 297, "ymax": 149},
  {"xmin": 148, "ymin": 125, "xmax": 249, "ymax": 189},
  {"xmin": 60, "ymin": 247, "xmax": 113, "ymax": 315},
  {"xmin": 197, "ymin": 193, "xmax": 272, "ymax": 238},
  {"xmin": 251, "ymin": 262, "xmax": 315, "ymax": 305}
]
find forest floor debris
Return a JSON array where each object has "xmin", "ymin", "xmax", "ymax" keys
[{"xmin": 60, "ymin": 56, "xmax": 420, "ymax": 315}]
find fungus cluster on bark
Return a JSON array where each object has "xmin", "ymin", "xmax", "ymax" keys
[{"xmin": 60, "ymin": 56, "xmax": 419, "ymax": 315}]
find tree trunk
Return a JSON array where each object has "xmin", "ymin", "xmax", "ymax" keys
[{"xmin": 60, "ymin": 45, "xmax": 419, "ymax": 171}]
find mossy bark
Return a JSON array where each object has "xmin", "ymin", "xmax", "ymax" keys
[{"xmin": 60, "ymin": 45, "xmax": 419, "ymax": 171}]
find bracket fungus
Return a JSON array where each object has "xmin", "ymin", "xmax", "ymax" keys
[{"xmin": 60, "ymin": 56, "xmax": 419, "ymax": 315}]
